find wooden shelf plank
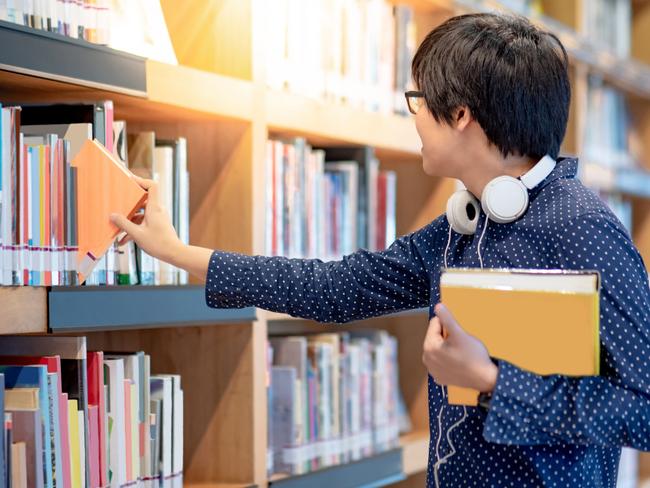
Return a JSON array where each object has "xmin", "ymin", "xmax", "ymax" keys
[
  {"xmin": 266, "ymin": 89, "xmax": 421, "ymax": 157},
  {"xmin": 400, "ymin": 431, "xmax": 429, "ymax": 477},
  {"xmin": 48, "ymin": 286, "xmax": 257, "ymax": 332},
  {"xmin": 268, "ymin": 448, "xmax": 404, "ymax": 488},
  {"xmin": 580, "ymin": 161, "xmax": 650, "ymax": 198},
  {"xmin": 0, "ymin": 19, "xmax": 146, "ymax": 96},
  {"xmin": 0, "ymin": 287, "xmax": 47, "ymax": 334},
  {"xmin": 145, "ymin": 61, "xmax": 256, "ymax": 123}
]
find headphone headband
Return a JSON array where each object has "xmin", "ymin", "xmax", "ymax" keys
[{"xmin": 519, "ymin": 155, "xmax": 556, "ymax": 190}]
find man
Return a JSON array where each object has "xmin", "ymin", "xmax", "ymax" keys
[{"xmin": 111, "ymin": 13, "xmax": 650, "ymax": 487}]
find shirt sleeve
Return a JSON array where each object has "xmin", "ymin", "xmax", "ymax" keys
[
  {"xmin": 205, "ymin": 217, "xmax": 447, "ymax": 323},
  {"xmin": 483, "ymin": 211, "xmax": 650, "ymax": 449}
]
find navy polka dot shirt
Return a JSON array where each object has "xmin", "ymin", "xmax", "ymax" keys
[{"xmin": 205, "ymin": 158, "xmax": 650, "ymax": 487}]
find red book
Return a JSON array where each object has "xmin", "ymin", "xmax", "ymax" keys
[
  {"xmin": 87, "ymin": 352, "xmax": 107, "ymax": 487},
  {"xmin": 376, "ymin": 172, "xmax": 387, "ymax": 251},
  {"xmin": 124, "ymin": 380, "xmax": 133, "ymax": 482},
  {"xmin": 88, "ymin": 406, "xmax": 100, "ymax": 488},
  {"xmin": 0, "ymin": 355, "xmax": 71, "ymax": 488}
]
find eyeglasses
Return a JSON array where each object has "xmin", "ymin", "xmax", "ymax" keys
[{"xmin": 405, "ymin": 90, "xmax": 425, "ymax": 115}]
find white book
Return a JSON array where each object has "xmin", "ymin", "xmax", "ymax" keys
[
  {"xmin": 104, "ymin": 359, "xmax": 127, "ymax": 487},
  {"xmin": 153, "ymin": 147, "xmax": 174, "ymax": 284},
  {"xmin": 157, "ymin": 374, "xmax": 183, "ymax": 475},
  {"xmin": 142, "ymin": 355, "xmax": 152, "ymax": 478},
  {"xmin": 150, "ymin": 376, "xmax": 173, "ymax": 478}
]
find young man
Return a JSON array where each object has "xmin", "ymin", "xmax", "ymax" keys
[{"xmin": 111, "ymin": 13, "xmax": 650, "ymax": 487}]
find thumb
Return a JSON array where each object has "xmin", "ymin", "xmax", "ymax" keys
[
  {"xmin": 110, "ymin": 213, "xmax": 140, "ymax": 237},
  {"xmin": 434, "ymin": 303, "xmax": 462, "ymax": 339}
]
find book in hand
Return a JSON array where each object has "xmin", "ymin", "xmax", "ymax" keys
[
  {"xmin": 440, "ymin": 268, "xmax": 600, "ymax": 406},
  {"xmin": 71, "ymin": 139, "xmax": 147, "ymax": 284}
]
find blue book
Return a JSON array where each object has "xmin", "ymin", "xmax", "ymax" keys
[{"xmin": 0, "ymin": 365, "xmax": 53, "ymax": 488}]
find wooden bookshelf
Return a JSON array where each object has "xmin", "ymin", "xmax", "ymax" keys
[
  {"xmin": 400, "ymin": 431, "xmax": 429, "ymax": 477},
  {"xmin": 0, "ymin": 0, "xmax": 648, "ymax": 486}
]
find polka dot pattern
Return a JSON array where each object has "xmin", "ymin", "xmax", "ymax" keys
[{"xmin": 205, "ymin": 158, "xmax": 650, "ymax": 487}]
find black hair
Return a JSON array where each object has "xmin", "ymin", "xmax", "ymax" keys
[{"xmin": 412, "ymin": 13, "xmax": 570, "ymax": 159}]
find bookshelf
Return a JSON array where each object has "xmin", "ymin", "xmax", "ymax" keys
[{"xmin": 0, "ymin": 0, "xmax": 648, "ymax": 486}]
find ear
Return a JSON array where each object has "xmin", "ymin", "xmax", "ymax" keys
[{"xmin": 453, "ymin": 106, "xmax": 472, "ymax": 131}]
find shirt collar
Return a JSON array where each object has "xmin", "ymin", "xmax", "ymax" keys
[{"xmin": 530, "ymin": 156, "xmax": 578, "ymax": 194}]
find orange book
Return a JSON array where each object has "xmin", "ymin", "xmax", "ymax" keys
[
  {"xmin": 71, "ymin": 139, "xmax": 147, "ymax": 284},
  {"xmin": 440, "ymin": 268, "xmax": 600, "ymax": 406}
]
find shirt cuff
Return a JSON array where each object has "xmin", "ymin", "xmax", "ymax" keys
[
  {"xmin": 482, "ymin": 359, "xmax": 549, "ymax": 445},
  {"xmin": 204, "ymin": 250, "xmax": 251, "ymax": 309}
]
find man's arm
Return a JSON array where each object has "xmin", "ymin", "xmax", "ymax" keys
[
  {"xmin": 483, "ymin": 212, "xmax": 650, "ymax": 449},
  {"xmin": 203, "ymin": 224, "xmax": 437, "ymax": 323}
]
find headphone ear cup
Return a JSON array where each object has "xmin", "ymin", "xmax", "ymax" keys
[
  {"xmin": 446, "ymin": 190, "xmax": 480, "ymax": 235},
  {"xmin": 481, "ymin": 176, "xmax": 529, "ymax": 224}
]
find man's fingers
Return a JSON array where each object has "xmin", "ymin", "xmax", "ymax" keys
[
  {"xmin": 131, "ymin": 174, "xmax": 156, "ymax": 190},
  {"xmin": 435, "ymin": 303, "xmax": 462, "ymax": 338},
  {"xmin": 110, "ymin": 213, "xmax": 140, "ymax": 238},
  {"xmin": 424, "ymin": 316, "xmax": 444, "ymax": 349}
]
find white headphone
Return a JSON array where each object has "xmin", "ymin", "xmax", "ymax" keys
[{"xmin": 445, "ymin": 155, "xmax": 556, "ymax": 235}]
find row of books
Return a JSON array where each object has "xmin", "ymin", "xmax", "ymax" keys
[
  {"xmin": 0, "ymin": 0, "xmax": 112, "ymax": 45},
  {"xmin": 267, "ymin": 330, "xmax": 407, "ymax": 476},
  {"xmin": 265, "ymin": 139, "xmax": 397, "ymax": 260},
  {"xmin": 582, "ymin": 75, "xmax": 638, "ymax": 170},
  {"xmin": 580, "ymin": 0, "xmax": 630, "ymax": 58},
  {"xmin": 0, "ymin": 102, "xmax": 189, "ymax": 287},
  {"xmin": 264, "ymin": 1, "xmax": 417, "ymax": 115},
  {"xmin": 0, "ymin": 336, "xmax": 182, "ymax": 488}
]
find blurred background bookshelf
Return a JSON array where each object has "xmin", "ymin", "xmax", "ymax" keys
[{"xmin": 0, "ymin": 0, "xmax": 648, "ymax": 486}]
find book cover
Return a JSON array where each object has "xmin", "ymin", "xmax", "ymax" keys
[
  {"xmin": 440, "ymin": 268, "xmax": 601, "ymax": 406},
  {"xmin": 11, "ymin": 408, "xmax": 44, "ymax": 488},
  {"xmin": 87, "ymin": 351, "xmax": 107, "ymax": 487},
  {"xmin": 149, "ymin": 376, "xmax": 172, "ymax": 478},
  {"xmin": 71, "ymin": 139, "xmax": 147, "ymax": 283},
  {"xmin": 103, "ymin": 359, "xmax": 126, "ymax": 486}
]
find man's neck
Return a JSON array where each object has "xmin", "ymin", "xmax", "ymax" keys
[{"xmin": 460, "ymin": 153, "xmax": 538, "ymax": 198}]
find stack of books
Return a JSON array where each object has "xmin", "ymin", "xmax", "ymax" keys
[
  {"xmin": 265, "ymin": 138, "xmax": 396, "ymax": 260},
  {"xmin": 0, "ymin": 0, "xmax": 113, "ymax": 45},
  {"xmin": 267, "ymin": 330, "xmax": 403, "ymax": 476},
  {"xmin": 264, "ymin": 1, "xmax": 417, "ymax": 115},
  {"xmin": 0, "ymin": 336, "xmax": 183, "ymax": 488},
  {"xmin": 0, "ymin": 102, "xmax": 190, "ymax": 287}
]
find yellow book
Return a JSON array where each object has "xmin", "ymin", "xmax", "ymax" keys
[
  {"xmin": 68, "ymin": 399, "xmax": 81, "ymax": 488},
  {"xmin": 440, "ymin": 268, "xmax": 600, "ymax": 406}
]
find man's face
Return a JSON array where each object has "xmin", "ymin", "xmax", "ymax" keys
[{"xmin": 414, "ymin": 104, "xmax": 460, "ymax": 178}]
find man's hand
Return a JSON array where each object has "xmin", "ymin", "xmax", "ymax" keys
[
  {"xmin": 423, "ymin": 303, "xmax": 498, "ymax": 392},
  {"xmin": 110, "ymin": 175, "xmax": 184, "ymax": 263}
]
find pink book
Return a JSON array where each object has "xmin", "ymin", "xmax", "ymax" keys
[
  {"xmin": 87, "ymin": 352, "xmax": 107, "ymax": 487},
  {"xmin": 88, "ymin": 406, "xmax": 100, "ymax": 488},
  {"xmin": 60, "ymin": 393, "xmax": 71, "ymax": 488},
  {"xmin": 124, "ymin": 379, "xmax": 133, "ymax": 482}
]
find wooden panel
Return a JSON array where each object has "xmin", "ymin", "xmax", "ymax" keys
[
  {"xmin": 85, "ymin": 322, "xmax": 260, "ymax": 484},
  {"xmin": 0, "ymin": 68, "xmax": 253, "ymax": 124},
  {"xmin": 160, "ymin": 0, "xmax": 253, "ymax": 80},
  {"xmin": 389, "ymin": 470, "xmax": 427, "ymax": 488},
  {"xmin": 640, "ymin": 452, "xmax": 650, "ymax": 484},
  {"xmin": 400, "ymin": 431, "xmax": 429, "ymax": 476},
  {"xmin": 266, "ymin": 90, "xmax": 421, "ymax": 158},
  {"xmin": 541, "ymin": 0, "xmax": 580, "ymax": 30},
  {"xmin": 632, "ymin": 1, "xmax": 650, "ymax": 65},
  {"xmin": 145, "ymin": 61, "xmax": 256, "ymax": 123},
  {"xmin": 0, "ymin": 287, "xmax": 47, "ymax": 334}
]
